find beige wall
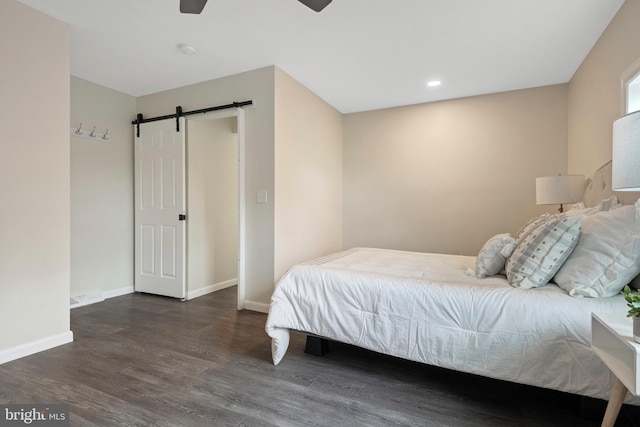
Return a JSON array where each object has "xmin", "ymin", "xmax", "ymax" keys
[
  {"xmin": 137, "ymin": 66, "xmax": 275, "ymax": 307},
  {"xmin": 70, "ymin": 77, "xmax": 136, "ymax": 298},
  {"xmin": 274, "ymin": 68, "xmax": 344, "ymax": 280},
  {"xmin": 4, "ymin": 0, "xmax": 632, "ymax": 364},
  {"xmin": 0, "ymin": 1, "xmax": 71, "ymax": 355},
  {"xmin": 187, "ymin": 117, "xmax": 238, "ymax": 294},
  {"xmin": 343, "ymin": 85, "xmax": 568, "ymax": 256},
  {"xmin": 568, "ymin": 0, "xmax": 640, "ymax": 177}
]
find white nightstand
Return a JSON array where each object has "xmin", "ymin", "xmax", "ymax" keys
[{"xmin": 591, "ymin": 312, "xmax": 640, "ymax": 427}]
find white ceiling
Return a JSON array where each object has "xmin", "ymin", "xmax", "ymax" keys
[{"xmin": 18, "ymin": 0, "xmax": 624, "ymax": 113}]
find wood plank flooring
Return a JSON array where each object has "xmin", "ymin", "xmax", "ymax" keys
[{"xmin": 1, "ymin": 287, "xmax": 639, "ymax": 426}]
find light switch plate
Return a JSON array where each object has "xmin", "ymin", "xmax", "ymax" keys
[{"xmin": 257, "ymin": 190, "xmax": 268, "ymax": 203}]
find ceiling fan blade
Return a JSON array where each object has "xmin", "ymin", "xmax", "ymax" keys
[
  {"xmin": 180, "ymin": 0, "xmax": 208, "ymax": 14},
  {"xmin": 298, "ymin": 0, "xmax": 332, "ymax": 12}
]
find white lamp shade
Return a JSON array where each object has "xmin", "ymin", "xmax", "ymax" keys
[
  {"xmin": 536, "ymin": 175, "xmax": 585, "ymax": 205},
  {"xmin": 613, "ymin": 110, "xmax": 640, "ymax": 191}
]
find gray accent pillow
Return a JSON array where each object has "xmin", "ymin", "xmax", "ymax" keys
[
  {"xmin": 506, "ymin": 216, "xmax": 582, "ymax": 289},
  {"xmin": 513, "ymin": 213, "xmax": 551, "ymax": 246}
]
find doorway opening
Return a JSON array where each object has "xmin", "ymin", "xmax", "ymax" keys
[{"xmin": 186, "ymin": 109, "xmax": 245, "ymax": 308}]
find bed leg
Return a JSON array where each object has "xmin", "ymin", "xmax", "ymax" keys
[{"xmin": 305, "ymin": 335, "xmax": 330, "ymax": 357}]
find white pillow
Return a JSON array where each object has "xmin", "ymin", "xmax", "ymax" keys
[
  {"xmin": 599, "ymin": 195, "xmax": 622, "ymax": 211},
  {"xmin": 568, "ymin": 201, "xmax": 586, "ymax": 211},
  {"xmin": 565, "ymin": 204, "xmax": 597, "ymax": 218},
  {"xmin": 565, "ymin": 196, "xmax": 621, "ymax": 218},
  {"xmin": 554, "ymin": 200, "xmax": 640, "ymax": 297},
  {"xmin": 506, "ymin": 215, "xmax": 582, "ymax": 289},
  {"xmin": 475, "ymin": 233, "xmax": 515, "ymax": 278}
]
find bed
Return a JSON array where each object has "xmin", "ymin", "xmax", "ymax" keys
[{"xmin": 265, "ymin": 161, "xmax": 640, "ymax": 402}]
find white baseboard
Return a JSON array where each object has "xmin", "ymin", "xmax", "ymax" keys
[
  {"xmin": 243, "ymin": 300, "xmax": 270, "ymax": 313},
  {"xmin": 187, "ymin": 278, "xmax": 238, "ymax": 300},
  {"xmin": 0, "ymin": 331, "xmax": 73, "ymax": 365},
  {"xmin": 103, "ymin": 285, "xmax": 134, "ymax": 300},
  {"xmin": 70, "ymin": 292, "xmax": 104, "ymax": 309},
  {"xmin": 70, "ymin": 286, "xmax": 134, "ymax": 309}
]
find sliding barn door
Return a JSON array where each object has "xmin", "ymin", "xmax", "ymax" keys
[{"xmin": 134, "ymin": 118, "xmax": 186, "ymax": 299}]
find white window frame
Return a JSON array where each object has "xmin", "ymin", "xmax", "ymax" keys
[{"xmin": 621, "ymin": 56, "xmax": 640, "ymax": 114}]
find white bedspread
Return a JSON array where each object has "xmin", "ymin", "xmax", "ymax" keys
[{"xmin": 265, "ymin": 247, "xmax": 630, "ymax": 400}]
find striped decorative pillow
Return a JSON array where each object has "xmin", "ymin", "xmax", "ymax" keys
[
  {"xmin": 506, "ymin": 216, "xmax": 582, "ymax": 289},
  {"xmin": 513, "ymin": 213, "xmax": 551, "ymax": 246}
]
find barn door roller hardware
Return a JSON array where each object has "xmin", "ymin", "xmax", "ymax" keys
[{"xmin": 133, "ymin": 100, "xmax": 253, "ymax": 137}]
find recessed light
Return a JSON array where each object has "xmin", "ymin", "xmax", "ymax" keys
[
  {"xmin": 427, "ymin": 80, "xmax": 441, "ymax": 87},
  {"xmin": 178, "ymin": 43, "xmax": 197, "ymax": 56}
]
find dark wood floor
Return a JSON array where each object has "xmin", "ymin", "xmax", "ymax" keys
[{"xmin": 1, "ymin": 287, "xmax": 639, "ymax": 426}]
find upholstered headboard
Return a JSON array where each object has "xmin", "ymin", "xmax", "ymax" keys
[{"xmin": 583, "ymin": 160, "xmax": 640, "ymax": 207}]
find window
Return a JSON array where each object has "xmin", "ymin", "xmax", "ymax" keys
[{"xmin": 628, "ymin": 72, "xmax": 640, "ymax": 114}]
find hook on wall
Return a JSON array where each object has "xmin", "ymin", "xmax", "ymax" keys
[{"xmin": 70, "ymin": 123, "xmax": 111, "ymax": 142}]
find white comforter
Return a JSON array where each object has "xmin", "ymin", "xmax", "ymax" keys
[{"xmin": 265, "ymin": 247, "xmax": 630, "ymax": 400}]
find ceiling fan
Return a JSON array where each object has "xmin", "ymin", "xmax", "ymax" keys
[{"xmin": 180, "ymin": 0, "xmax": 332, "ymax": 14}]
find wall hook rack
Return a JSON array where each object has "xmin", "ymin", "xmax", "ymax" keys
[{"xmin": 70, "ymin": 123, "xmax": 111, "ymax": 142}]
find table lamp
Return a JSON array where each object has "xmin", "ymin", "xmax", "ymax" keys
[
  {"xmin": 536, "ymin": 174, "xmax": 585, "ymax": 213},
  {"xmin": 613, "ymin": 110, "xmax": 640, "ymax": 191}
]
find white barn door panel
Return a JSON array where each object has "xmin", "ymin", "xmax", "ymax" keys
[{"xmin": 134, "ymin": 118, "xmax": 186, "ymax": 299}]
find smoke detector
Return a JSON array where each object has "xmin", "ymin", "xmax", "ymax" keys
[{"xmin": 178, "ymin": 43, "xmax": 197, "ymax": 56}]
